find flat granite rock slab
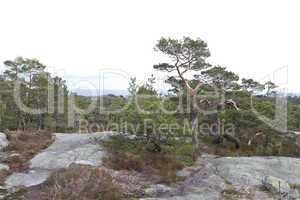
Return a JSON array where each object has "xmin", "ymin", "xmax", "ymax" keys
[
  {"xmin": 30, "ymin": 143, "xmax": 105, "ymax": 169},
  {"xmin": 143, "ymin": 155, "xmax": 300, "ymax": 200},
  {"xmin": 5, "ymin": 170, "xmax": 51, "ymax": 188},
  {"xmin": 0, "ymin": 163, "xmax": 9, "ymax": 171},
  {"xmin": 30, "ymin": 132, "xmax": 114, "ymax": 170},
  {"xmin": 4, "ymin": 132, "xmax": 114, "ymax": 188},
  {"xmin": 212, "ymin": 156, "xmax": 300, "ymax": 186}
]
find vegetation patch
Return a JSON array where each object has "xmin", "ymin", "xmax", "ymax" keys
[
  {"xmin": 259, "ymin": 184, "xmax": 270, "ymax": 192},
  {"xmin": 199, "ymin": 131, "xmax": 300, "ymax": 157},
  {"xmin": 5, "ymin": 130, "xmax": 53, "ymax": 172},
  {"xmin": 25, "ymin": 164, "xmax": 122, "ymax": 200},
  {"xmin": 0, "ymin": 169, "xmax": 11, "ymax": 186},
  {"xmin": 221, "ymin": 188, "xmax": 243, "ymax": 200},
  {"xmin": 291, "ymin": 184, "xmax": 300, "ymax": 190},
  {"xmin": 101, "ymin": 135, "xmax": 193, "ymax": 185}
]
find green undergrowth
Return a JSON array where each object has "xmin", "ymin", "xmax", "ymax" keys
[
  {"xmin": 101, "ymin": 135, "xmax": 195, "ymax": 184},
  {"xmin": 291, "ymin": 184, "xmax": 300, "ymax": 190},
  {"xmin": 221, "ymin": 188, "xmax": 243, "ymax": 200}
]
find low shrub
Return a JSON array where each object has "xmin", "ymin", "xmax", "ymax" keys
[
  {"xmin": 0, "ymin": 169, "xmax": 10, "ymax": 185},
  {"xmin": 5, "ymin": 130, "xmax": 53, "ymax": 172},
  {"xmin": 101, "ymin": 135, "xmax": 191, "ymax": 185},
  {"xmin": 25, "ymin": 164, "xmax": 122, "ymax": 200},
  {"xmin": 221, "ymin": 188, "xmax": 242, "ymax": 200},
  {"xmin": 291, "ymin": 184, "xmax": 300, "ymax": 190}
]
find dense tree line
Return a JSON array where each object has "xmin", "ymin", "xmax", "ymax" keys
[{"xmin": 0, "ymin": 57, "xmax": 69, "ymax": 131}]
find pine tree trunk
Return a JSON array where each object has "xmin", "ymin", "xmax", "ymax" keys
[{"xmin": 191, "ymin": 111, "xmax": 199, "ymax": 160}]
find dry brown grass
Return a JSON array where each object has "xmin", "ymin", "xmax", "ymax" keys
[
  {"xmin": 145, "ymin": 153, "xmax": 184, "ymax": 184},
  {"xmin": 103, "ymin": 152, "xmax": 145, "ymax": 172},
  {"xmin": 0, "ymin": 169, "xmax": 11, "ymax": 185},
  {"xmin": 222, "ymin": 188, "xmax": 243, "ymax": 200},
  {"xmin": 25, "ymin": 164, "xmax": 122, "ymax": 200},
  {"xmin": 104, "ymin": 151, "xmax": 183, "ymax": 185},
  {"xmin": 102, "ymin": 136, "xmax": 185, "ymax": 185},
  {"xmin": 5, "ymin": 130, "xmax": 53, "ymax": 172}
]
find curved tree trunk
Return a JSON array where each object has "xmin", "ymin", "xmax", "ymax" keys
[{"xmin": 191, "ymin": 111, "xmax": 199, "ymax": 160}]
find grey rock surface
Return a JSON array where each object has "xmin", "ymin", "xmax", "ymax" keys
[
  {"xmin": 3, "ymin": 132, "xmax": 300, "ymax": 200},
  {"xmin": 212, "ymin": 156, "xmax": 300, "ymax": 186},
  {"xmin": 141, "ymin": 193, "xmax": 220, "ymax": 200},
  {"xmin": 0, "ymin": 132, "xmax": 8, "ymax": 151},
  {"xmin": 0, "ymin": 152, "xmax": 8, "ymax": 163},
  {"xmin": 262, "ymin": 175, "xmax": 291, "ymax": 195},
  {"xmin": 142, "ymin": 155, "xmax": 227, "ymax": 200},
  {"xmin": 4, "ymin": 132, "xmax": 114, "ymax": 188},
  {"xmin": 145, "ymin": 184, "xmax": 175, "ymax": 197},
  {"xmin": 0, "ymin": 163, "xmax": 9, "ymax": 171},
  {"xmin": 30, "ymin": 132, "xmax": 113, "ymax": 170},
  {"xmin": 144, "ymin": 155, "xmax": 300, "ymax": 200},
  {"xmin": 5, "ymin": 170, "xmax": 51, "ymax": 188}
]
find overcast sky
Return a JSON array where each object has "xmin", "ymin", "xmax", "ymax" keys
[{"xmin": 0, "ymin": 0, "xmax": 299, "ymax": 93}]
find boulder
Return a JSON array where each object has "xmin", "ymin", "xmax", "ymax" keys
[
  {"xmin": 145, "ymin": 184, "xmax": 174, "ymax": 197},
  {"xmin": 30, "ymin": 143, "xmax": 105, "ymax": 169},
  {"xmin": 5, "ymin": 170, "xmax": 50, "ymax": 188},
  {"xmin": 0, "ymin": 133, "xmax": 8, "ymax": 151},
  {"xmin": 0, "ymin": 163, "xmax": 9, "ymax": 171},
  {"xmin": 262, "ymin": 175, "xmax": 291, "ymax": 195}
]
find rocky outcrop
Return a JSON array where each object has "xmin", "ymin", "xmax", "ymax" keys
[
  {"xmin": 5, "ymin": 132, "xmax": 114, "ymax": 188},
  {"xmin": 212, "ymin": 156, "xmax": 300, "ymax": 186},
  {"xmin": 5, "ymin": 170, "xmax": 50, "ymax": 188},
  {"xmin": 145, "ymin": 184, "xmax": 175, "ymax": 197},
  {"xmin": 0, "ymin": 132, "xmax": 8, "ymax": 151},
  {"xmin": 0, "ymin": 163, "xmax": 9, "ymax": 171},
  {"xmin": 262, "ymin": 176, "xmax": 291, "ymax": 195},
  {"xmin": 142, "ymin": 155, "xmax": 228, "ymax": 200},
  {"xmin": 144, "ymin": 155, "xmax": 300, "ymax": 200},
  {"xmin": 2, "ymin": 132, "xmax": 300, "ymax": 200}
]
